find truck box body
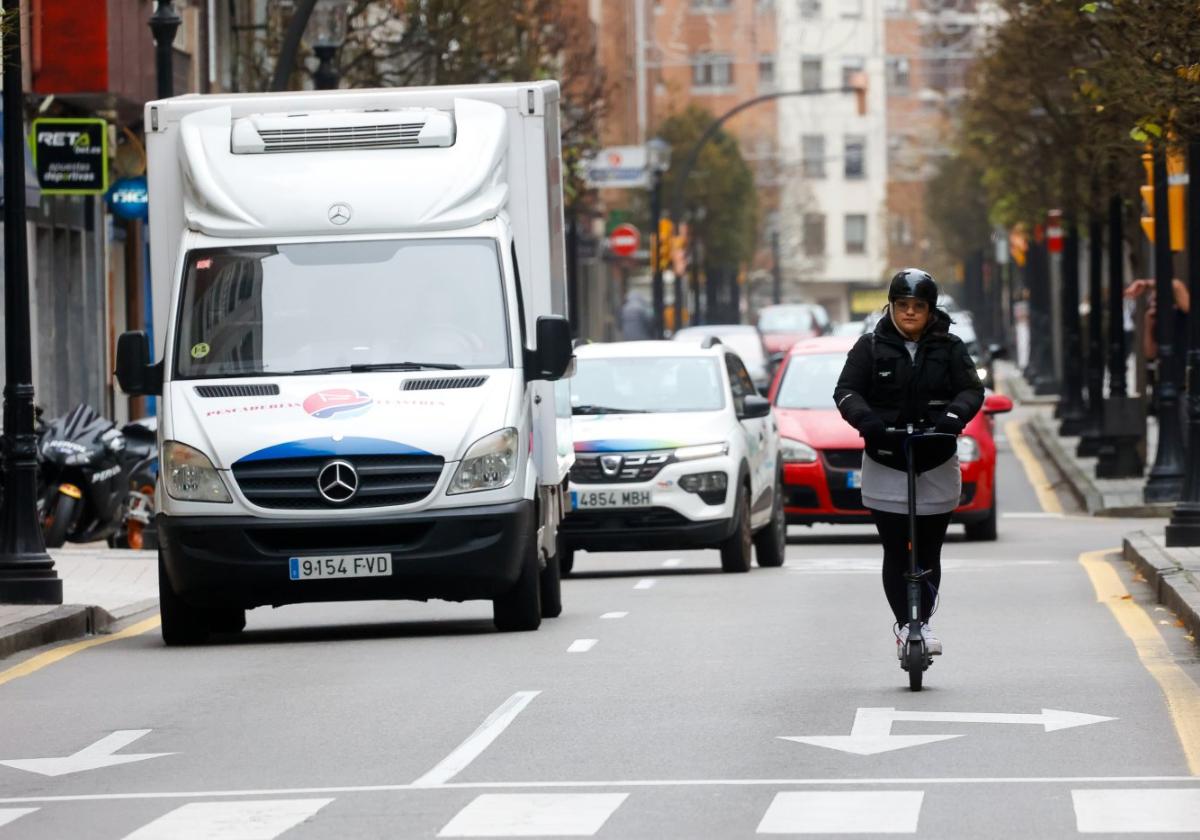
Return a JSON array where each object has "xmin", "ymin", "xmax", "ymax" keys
[{"xmin": 139, "ymin": 82, "xmax": 573, "ymax": 628}]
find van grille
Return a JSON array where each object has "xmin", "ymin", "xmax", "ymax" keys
[
  {"xmin": 257, "ymin": 123, "xmax": 428, "ymax": 153},
  {"xmin": 403, "ymin": 376, "xmax": 488, "ymax": 391},
  {"xmin": 195, "ymin": 384, "xmax": 280, "ymax": 398},
  {"xmin": 232, "ymin": 454, "xmax": 444, "ymax": 510}
]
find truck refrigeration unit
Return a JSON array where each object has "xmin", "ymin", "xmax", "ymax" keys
[{"xmin": 117, "ymin": 82, "xmax": 575, "ymax": 644}]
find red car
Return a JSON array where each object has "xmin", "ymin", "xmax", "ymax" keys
[{"xmin": 768, "ymin": 336, "xmax": 1013, "ymax": 541}]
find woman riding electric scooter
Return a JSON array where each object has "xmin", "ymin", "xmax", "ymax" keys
[{"xmin": 833, "ymin": 269, "xmax": 984, "ymax": 661}]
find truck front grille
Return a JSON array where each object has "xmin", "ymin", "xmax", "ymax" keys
[{"xmin": 232, "ymin": 454, "xmax": 444, "ymax": 510}]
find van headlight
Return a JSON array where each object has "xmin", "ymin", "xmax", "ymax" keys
[
  {"xmin": 163, "ymin": 441, "xmax": 231, "ymax": 503},
  {"xmin": 957, "ymin": 435, "xmax": 981, "ymax": 463},
  {"xmin": 781, "ymin": 437, "xmax": 818, "ymax": 463},
  {"xmin": 449, "ymin": 428, "xmax": 519, "ymax": 494}
]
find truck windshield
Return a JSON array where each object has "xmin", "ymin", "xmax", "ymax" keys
[
  {"xmin": 570, "ymin": 356, "xmax": 725, "ymax": 414},
  {"xmin": 174, "ymin": 239, "xmax": 509, "ymax": 379}
]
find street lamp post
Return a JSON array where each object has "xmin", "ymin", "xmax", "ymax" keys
[
  {"xmin": 311, "ymin": 0, "xmax": 350, "ymax": 90},
  {"xmin": 1077, "ymin": 215, "xmax": 1105, "ymax": 457},
  {"xmin": 1144, "ymin": 148, "xmax": 1186, "ymax": 503},
  {"xmin": 0, "ymin": 0, "xmax": 63, "ymax": 603},
  {"xmin": 1057, "ymin": 214, "xmax": 1087, "ymax": 435},
  {"xmin": 149, "ymin": 0, "xmax": 182, "ymax": 100},
  {"xmin": 647, "ymin": 137, "xmax": 671, "ymax": 338},
  {"xmin": 1166, "ymin": 137, "xmax": 1200, "ymax": 543}
]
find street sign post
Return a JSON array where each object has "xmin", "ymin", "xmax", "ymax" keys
[
  {"xmin": 608, "ymin": 223, "xmax": 640, "ymax": 258},
  {"xmin": 584, "ymin": 146, "xmax": 650, "ymax": 190}
]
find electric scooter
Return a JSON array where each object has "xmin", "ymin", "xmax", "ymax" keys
[{"xmin": 886, "ymin": 424, "xmax": 957, "ymax": 692}]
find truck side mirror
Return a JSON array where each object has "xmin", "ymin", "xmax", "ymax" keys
[
  {"xmin": 115, "ymin": 331, "xmax": 163, "ymax": 396},
  {"xmin": 531, "ymin": 316, "xmax": 573, "ymax": 381}
]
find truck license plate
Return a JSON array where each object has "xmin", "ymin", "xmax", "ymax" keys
[
  {"xmin": 571, "ymin": 490, "xmax": 652, "ymax": 509},
  {"xmin": 846, "ymin": 471, "xmax": 862, "ymax": 489},
  {"xmin": 289, "ymin": 554, "xmax": 393, "ymax": 581}
]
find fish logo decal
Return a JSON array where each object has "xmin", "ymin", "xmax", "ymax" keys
[{"xmin": 303, "ymin": 389, "xmax": 373, "ymax": 420}]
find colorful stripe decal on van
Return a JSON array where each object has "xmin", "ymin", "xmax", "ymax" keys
[
  {"xmin": 574, "ymin": 439, "xmax": 682, "ymax": 453},
  {"xmin": 237, "ymin": 437, "xmax": 431, "ymax": 463}
]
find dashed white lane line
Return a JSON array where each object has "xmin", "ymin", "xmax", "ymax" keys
[
  {"xmin": 634, "ymin": 579, "xmax": 657, "ymax": 590},
  {"xmin": 1073, "ymin": 789, "xmax": 1200, "ymax": 833},
  {"xmin": 411, "ymin": 692, "xmax": 540, "ymax": 788},
  {"xmin": 0, "ymin": 808, "xmax": 37, "ymax": 829},
  {"xmin": 438, "ymin": 793, "xmax": 628, "ymax": 837},
  {"xmin": 122, "ymin": 799, "xmax": 333, "ymax": 839},
  {"xmin": 568, "ymin": 639, "xmax": 598, "ymax": 653},
  {"xmin": 661, "ymin": 558, "xmax": 681, "ymax": 568},
  {"xmin": 757, "ymin": 791, "xmax": 923, "ymax": 834},
  {"xmin": 600, "ymin": 612, "xmax": 628, "ymax": 620}
]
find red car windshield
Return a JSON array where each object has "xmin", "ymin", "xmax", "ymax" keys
[{"xmin": 775, "ymin": 353, "xmax": 845, "ymax": 409}]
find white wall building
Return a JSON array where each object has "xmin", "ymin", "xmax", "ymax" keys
[{"xmin": 776, "ymin": 0, "xmax": 889, "ymax": 323}]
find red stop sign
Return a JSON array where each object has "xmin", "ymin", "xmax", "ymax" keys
[{"xmin": 609, "ymin": 223, "xmax": 640, "ymax": 258}]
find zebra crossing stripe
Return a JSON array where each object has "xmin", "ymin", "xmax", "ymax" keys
[
  {"xmin": 0, "ymin": 808, "xmax": 37, "ymax": 828},
  {"xmin": 121, "ymin": 798, "xmax": 332, "ymax": 839},
  {"xmin": 438, "ymin": 793, "xmax": 628, "ymax": 837},
  {"xmin": 757, "ymin": 791, "xmax": 924, "ymax": 834}
]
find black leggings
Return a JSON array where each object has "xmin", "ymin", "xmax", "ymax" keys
[{"xmin": 869, "ymin": 509, "xmax": 951, "ymax": 626}]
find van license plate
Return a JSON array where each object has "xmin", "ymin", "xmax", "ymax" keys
[
  {"xmin": 571, "ymin": 490, "xmax": 652, "ymax": 509},
  {"xmin": 289, "ymin": 554, "xmax": 392, "ymax": 581},
  {"xmin": 846, "ymin": 471, "xmax": 862, "ymax": 489}
]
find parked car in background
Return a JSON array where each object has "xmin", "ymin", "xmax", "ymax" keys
[
  {"xmin": 757, "ymin": 303, "xmax": 831, "ymax": 357},
  {"xmin": 672, "ymin": 324, "xmax": 771, "ymax": 394},
  {"xmin": 768, "ymin": 336, "xmax": 1013, "ymax": 541},
  {"xmin": 832, "ymin": 320, "xmax": 866, "ymax": 337},
  {"xmin": 560, "ymin": 340, "xmax": 786, "ymax": 573}
]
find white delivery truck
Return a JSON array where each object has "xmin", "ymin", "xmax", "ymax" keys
[{"xmin": 116, "ymin": 82, "xmax": 575, "ymax": 643}]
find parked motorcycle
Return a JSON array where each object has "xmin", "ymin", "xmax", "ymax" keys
[{"xmin": 37, "ymin": 405, "xmax": 158, "ymax": 548}]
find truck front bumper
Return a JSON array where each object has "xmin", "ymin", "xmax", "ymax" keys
[{"xmin": 157, "ymin": 500, "xmax": 533, "ymax": 610}]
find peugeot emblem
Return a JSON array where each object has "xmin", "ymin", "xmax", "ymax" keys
[
  {"xmin": 317, "ymin": 459, "xmax": 359, "ymax": 503},
  {"xmin": 328, "ymin": 203, "xmax": 352, "ymax": 225},
  {"xmin": 599, "ymin": 454, "xmax": 623, "ymax": 478}
]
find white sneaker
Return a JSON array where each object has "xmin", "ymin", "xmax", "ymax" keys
[
  {"xmin": 921, "ymin": 623, "xmax": 943, "ymax": 655},
  {"xmin": 895, "ymin": 624, "xmax": 908, "ymax": 659}
]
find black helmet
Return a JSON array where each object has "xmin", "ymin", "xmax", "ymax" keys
[{"xmin": 888, "ymin": 268, "xmax": 938, "ymax": 306}]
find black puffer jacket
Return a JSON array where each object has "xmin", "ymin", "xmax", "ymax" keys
[{"xmin": 833, "ymin": 308, "xmax": 983, "ymax": 468}]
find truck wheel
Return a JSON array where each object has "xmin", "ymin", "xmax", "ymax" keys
[
  {"xmin": 539, "ymin": 551, "xmax": 563, "ymax": 619},
  {"xmin": 494, "ymin": 531, "xmax": 542, "ymax": 632},
  {"xmin": 158, "ymin": 551, "xmax": 211, "ymax": 646},
  {"xmin": 719, "ymin": 489, "xmax": 753, "ymax": 573},
  {"xmin": 753, "ymin": 479, "xmax": 787, "ymax": 567}
]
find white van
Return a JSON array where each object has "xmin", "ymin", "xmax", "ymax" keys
[{"xmin": 116, "ymin": 82, "xmax": 574, "ymax": 643}]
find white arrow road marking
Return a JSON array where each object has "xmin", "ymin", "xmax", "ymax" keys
[
  {"xmin": 412, "ymin": 692, "xmax": 540, "ymax": 788},
  {"xmin": 0, "ymin": 808, "xmax": 37, "ymax": 828},
  {"xmin": 0, "ymin": 730, "xmax": 174, "ymax": 777},
  {"xmin": 781, "ymin": 707, "xmax": 1117, "ymax": 756}
]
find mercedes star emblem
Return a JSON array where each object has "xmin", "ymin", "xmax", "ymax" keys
[
  {"xmin": 599, "ymin": 454, "xmax": 623, "ymax": 478},
  {"xmin": 328, "ymin": 203, "xmax": 352, "ymax": 225},
  {"xmin": 317, "ymin": 459, "xmax": 359, "ymax": 504}
]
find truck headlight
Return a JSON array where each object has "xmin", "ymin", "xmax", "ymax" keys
[
  {"xmin": 957, "ymin": 435, "xmax": 981, "ymax": 463},
  {"xmin": 163, "ymin": 441, "xmax": 231, "ymax": 503},
  {"xmin": 449, "ymin": 428, "xmax": 519, "ymax": 494},
  {"xmin": 781, "ymin": 437, "xmax": 818, "ymax": 463}
]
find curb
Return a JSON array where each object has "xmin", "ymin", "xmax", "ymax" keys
[
  {"xmin": 0, "ymin": 600, "xmax": 159, "ymax": 661},
  {"xmin": 1123, "ymin": 531, "xmax": 1200, "ymax": 641},
  {"xmin": 1026, "ymin": 414, "xmax": 1171, "ymax": 518}
]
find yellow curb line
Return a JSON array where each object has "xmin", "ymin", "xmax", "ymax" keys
[
  {"xmin": 0, "ymin": 615, "xmax": 160, "ymax": 688},
  {"xmin": 1079, "ymin": 550, "xmax": 1200, "ymax": 775},
  {"xmin": 1005, "ymin": 419, "xmax": 1063, "ymax": 514}
]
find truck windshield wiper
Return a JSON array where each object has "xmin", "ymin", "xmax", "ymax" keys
[
  {"xmin": 571, "ymin": 404, "xmax": 649, "ymax": 415},
  {"xmin": 291, "ymin": 361, "xmax": 464, "ymax": 375}
]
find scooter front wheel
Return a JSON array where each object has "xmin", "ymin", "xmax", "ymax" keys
[{"xmin": 905, "ymin": 641, "xmax": 926, "ymax": 691}]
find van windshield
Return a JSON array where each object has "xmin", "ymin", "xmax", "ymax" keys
[{"xmin": 174, "ymin": 239, "xmax": 510, "ymax": 379}]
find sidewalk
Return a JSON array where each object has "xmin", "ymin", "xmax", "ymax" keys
[{"xmin": 0, "ymin": 544, "xmax": 158, "ymax": 660}]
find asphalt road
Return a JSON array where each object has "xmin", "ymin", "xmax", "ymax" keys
[{"xmin": 1, "ymin": 407, "xmax": 1198, "ymax": 838}]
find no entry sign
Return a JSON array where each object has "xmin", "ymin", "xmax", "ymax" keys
[{"xmin": 609, "ymin": 223, "xmax": 641, "ymax": 258}]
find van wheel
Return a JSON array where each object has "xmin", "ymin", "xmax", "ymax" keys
[
  {"xmin": 719, "ymin": 489, "xmax": 753, "ymax": 573},
  {"xmin": 209, "ymin": 608, "xmax": 247, "ymax": 634},
  {"xmin": 158, "ymin": 551, "xmax": 211, "ymax": 646},
  {"xmin": 494, "ymin": 531, "xmax": 542, "ymax": 632},
  {"xmin": 539, "ymin": 551, "xmax": 563, "ymax": 619},
  {"xmin": 754, "ymin": 479, "xmax": 787, "ymax": 567},
  {"xmin": 560, "ymin": 548, "xmax": 575, "ymax": 577}
]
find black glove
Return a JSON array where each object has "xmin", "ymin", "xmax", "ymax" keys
[
  {"xmin": 935, "ymin": 410, "xmax": 965, "ymax": 436},
  {"xmin": 858, "ymin": 414, "xmax": 886, "ymax": 445}
]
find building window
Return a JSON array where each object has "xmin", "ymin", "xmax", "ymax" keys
[
  {"xmin": 804, "ymin": 214, "xmax": 826, "ymax": 256},
  {"xmin": 801, "ymin": 57, "xmax": 822, "ymax": 92},
  {"xmin": 841, "ymin": 57, "xmax": 864, "ymax": 89},
  {"xmin": 802, "ymin": 135, "xmax": 826, "ymax": 178},
  {"xmin": 884, "ymin": 0, "xmax": 907, "ymax": 12},
  {"xmin": 844, "ymin": 135, "xmax": 866, "ymax": 178},
  {"xmin": 759, "ymin": 55, "xmax": 776, "ymax": 90},
  {"xmin": 886, "ymin": 57, "xmax": 910, "ymax": 94},
  {"xmin": 840, "ymin": 0, "xmax": 863, "ymax": 16},
  {"xmin": 693, "ymin": 53, "xmax": 734, "ymax": 88},
  {"xmin": 845, "ymin": 214, "xmax": 867, "ymax": 254},
  {"xmin": 690, "ymin": 0, "xmax": 733, "ymax": 9},
  {"xmin": 800, "ymin": 0, "xmax": 821, "ymax": 18}
]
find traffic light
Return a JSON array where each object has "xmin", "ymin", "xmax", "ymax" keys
[
  {"xmin": 653, "ymin": 218, "xmax": 674, "ymax": 272},
  {"xmin": 1140, "ymin": 148, "xmax": 1186, "ymax": 251}
]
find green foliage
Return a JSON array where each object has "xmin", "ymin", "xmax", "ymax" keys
[{"xmin": 656, "ymin": 105, "xmax": 759, "ymax": 270}]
